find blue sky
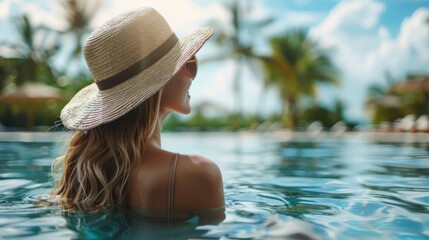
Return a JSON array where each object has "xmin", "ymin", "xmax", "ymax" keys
[
  {"xmin": 267, "ymin": 0, "xmax": 424, "ymax": 36},
  {"xmin": 1, "ymin": 0, "xmax": 429, "ymax": 122}
]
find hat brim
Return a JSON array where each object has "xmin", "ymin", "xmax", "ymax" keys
[{"xmin": 60, "ymin": 26, "xmax": 213, "ymax": 131}]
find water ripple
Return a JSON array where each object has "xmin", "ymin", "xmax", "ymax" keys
[{"xmin": 1, "ymin": 133, "xmax": 429, "ymax": 239}]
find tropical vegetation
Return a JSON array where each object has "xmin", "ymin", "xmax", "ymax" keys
[
  {"xmin": 261, "ymin": 29, "xmax": 340, "ymax": 129},
  {"xmin": 0, "ymin": 0, "xmax": 97, "ymax": 130},
  {"xmin": 366, "ymin": 73, "xmax": 429, "ymax": 125},
  {"xmin": 5, "ymin": 0, "xmax": 424, "ymax": 132},
  {"xmin": 205, "ymin": 0, "xmax": 273, "ymax": 129}
]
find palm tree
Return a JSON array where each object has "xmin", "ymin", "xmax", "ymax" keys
[
  {"xmin": 60, "ymin": 0, "xmax": 101, "ymax": 59},
  {"xmin": 205, "ymin": 0, "xmax": 273, "ymax": 129},
  {"xmin": 55, "ymin": 0, "xmax": 100, "ymax": 94},
  {"xmin": 0, "ymin": 15, "xmax": 65, "ymax": 129},
  {"xmin": 0, "ymin": 15, "xmax": 59, "ymax": 88},
  {"xmin": 262, "ymin": 29, "xmax": 339, "ymax": 129}
]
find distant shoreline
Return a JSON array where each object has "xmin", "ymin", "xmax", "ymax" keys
[{"xmin": 0, "ymin": 131, "xmax": 428, "ymax": 143}]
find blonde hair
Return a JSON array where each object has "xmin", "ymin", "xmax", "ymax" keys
[{"xmin": 51, "ymin": 91, "xmax": 162, "ymax": 211}]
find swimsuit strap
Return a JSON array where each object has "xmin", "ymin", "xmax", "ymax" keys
[{"xmin": 167, "ymin": 153, "xmax": 179, "ymax": 221}]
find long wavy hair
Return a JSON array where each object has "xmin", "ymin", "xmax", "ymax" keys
[{"xmin": 51, "ymin": 91, "xmax": 163, "ymax": 211}]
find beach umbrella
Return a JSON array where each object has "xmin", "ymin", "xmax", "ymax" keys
[{"xmin": 0, "ymin": 82, "xmax": 65, "ymax": 129}]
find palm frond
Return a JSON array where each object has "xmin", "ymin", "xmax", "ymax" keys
[{"xmin": 264, "ymin": 28, "xmax": 340, "ymax": 128}]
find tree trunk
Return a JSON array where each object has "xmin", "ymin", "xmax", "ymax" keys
[
  {"xmin": 282, "ymin": 96, "xmax": 298, "ymax": 130},
  {"xmin": 231, "ymin": 56, "xmax": 243, "ymax": 130}
]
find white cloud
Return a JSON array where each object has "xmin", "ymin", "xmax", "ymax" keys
[
  {"xmin": 367, "ymin": 7, "xmax": 429, "ymax": 78},
  {"xmin": 92, "ymin": 0, "xmax": 227, "ymax": 35},
  {"xmin": 311, "ymin": 0, "xmax": 385, "ymax": 51},
  {"xmin": 191, "ymin": 57, "xmax": 275, "ymax": 115},
  {"xmin": 0, "ymin": 0, "xmax": 17, "ymax": 46},
  {"xmin": 191, "ymin": 60, "xmax": 234, "ymax": 113},
  {"xmin": 310, "ymin": 0, "xmax": 429, "ymax": 120},
  {"xmin": 0, "ymin": 0, "xmax": 12, "ymax": 19},
  {"xmin": 283, "ymin": 11, "xmax": 325, "ymax": 27},
  {"xmin": 0, "ymin": 46, "xmax": 16, "ymax": 58},
  {"xmin": 21, "ymin": 3, "xmax": 67, "ymax": 31},
  {"xmin": 261, "ymin": 10, "xmax": 326, "ymax": 39},
  {"xmin": 0, "ymin": 0, "xmax": 68, "ymax": 58},
  {"xmin": 0, "ymin": 0, "xmax": 66, "ymax": 31}
]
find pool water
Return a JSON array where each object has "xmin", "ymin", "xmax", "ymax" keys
[{"xmin": 0, "ymin": 131, "xmax": 428, "ymax": 239}]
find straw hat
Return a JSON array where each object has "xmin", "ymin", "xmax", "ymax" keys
[{"xmin": 60, "ymin": 7, "xmax": 213, "ymax": 130}]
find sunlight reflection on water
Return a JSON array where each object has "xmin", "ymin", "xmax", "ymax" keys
[{"xmin": 0, "ymin": 131, "xmax": 428, "ymax": 239}]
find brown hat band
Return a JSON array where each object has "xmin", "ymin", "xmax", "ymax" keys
[{"xmin": 96, "ymin": 33, "xmax": 179, "ymax": 90}]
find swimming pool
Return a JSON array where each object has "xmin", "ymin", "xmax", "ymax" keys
[{"xmin": 0, "ymin": 131, "xmax": 428, "ymax": 239}]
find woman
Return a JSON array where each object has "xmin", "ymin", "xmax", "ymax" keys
[{"xmin": 52, "ymin": 7, "xmax": 225, "ymax": 222}]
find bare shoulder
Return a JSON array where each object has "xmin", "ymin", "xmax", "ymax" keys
[
  {"xmin": 179, "ymin": 154, "xmax": 223, "ymax": 188},
  {"xmin": 187, "ymin": 155, "xmax": 222, "ymax": 177},
  {"xmin": 175, "ymin": 154, "xmax": 225, "ymax": 211}
]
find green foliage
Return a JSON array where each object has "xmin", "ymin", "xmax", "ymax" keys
[
  {"xmin": 0, "ymin": 1, "xmax": 349, "ymax": 131},
  {"xmin": 61, "ymin": 0, "xmax": 101, "ymax": 59},
  {"xmin": 0, "ymin": 15, "xmax": 60, "ymax": 89},
  {"xmin": 262, "ymin": 29, "xmax": 340, "ymax": 129},
  {"xmin": 163, "ymin": 112, "xmax": 272, "ymax": 132},
  {"xmin": 301, "ymin": 104, "xmax": 342, "ymax": 128},
  {"xmin": 58, "ymin": 72, "xmax": 93, "ymax": 98},
  {"xmin": 0, "ymin": 101, "xmax": 66, "ymax": 130},
  {"xmin": 163, "ymin": 111, "xmax": 229, "ymax": 132},
  {"xmin": 206, "ymin": 0, "xmax": 274, "ymax": 124},
  {"xmin": 0, "ymin": 5, "xmax": 97, "ymax": 130},
  {"xmin": 371, "ymin": 106, "xmax": 405, "ymax": 124},
  {"xmin": 0, "ymin": 58, "xmax": 12, "ymax": 91},
  {"xmin": 366, "ymin": 74, "xmax": 429, "ymax": 124}
]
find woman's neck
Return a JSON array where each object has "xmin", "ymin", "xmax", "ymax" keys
[
  {"xmin": 145, "ymin": 110, "xmax": 170, "ymax": 149},
  {"xmin": 146, "ymin": 131, "xmax": 161, "ymax": 149}
]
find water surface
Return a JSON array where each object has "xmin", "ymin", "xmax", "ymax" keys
[{"xmin": 0, "ymin": 131, "xmax": 428, "ymax": 239}]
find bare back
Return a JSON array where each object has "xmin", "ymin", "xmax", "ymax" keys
[{"xmin": 127, "ymin": 149, "xmax": 225, "ymax": 222}]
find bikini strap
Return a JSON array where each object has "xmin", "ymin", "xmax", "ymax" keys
[{"xmin": 167, "ymin": 153, "xmax": 179, "ymax": 221}]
